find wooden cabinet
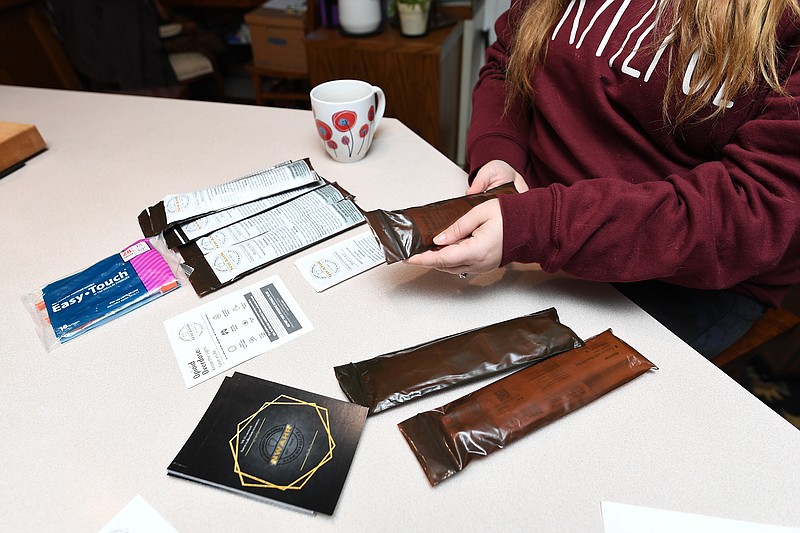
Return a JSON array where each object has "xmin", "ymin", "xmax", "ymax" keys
[
  {"xmin": 159, "ymin": 0, "xmax": 263, "ymax": 7},
  {"xmin": 0, "ymin": 0, "xmax": 82, "ymax": 90},
  {"xmin": 304, "ymin": 22, "xmax": 463, "ymax": 161}
]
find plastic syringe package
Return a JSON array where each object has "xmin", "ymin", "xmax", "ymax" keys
[{"xmin": 23, "ymin": 239, "xmax": 179, "ymax": 351}]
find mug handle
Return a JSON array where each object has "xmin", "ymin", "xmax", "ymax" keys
[{"xmin": 371, "ymin": 86, "xmax": 386, "ymax": 130}]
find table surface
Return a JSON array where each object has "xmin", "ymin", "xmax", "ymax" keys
[{"xmin": 2, "ymin": 85, "xmax": 799, "ymax": 532}]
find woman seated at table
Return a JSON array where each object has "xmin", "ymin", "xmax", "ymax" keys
[{"xmin": 406, "ymin": 0, "xmax": 800, "ymax": 358}]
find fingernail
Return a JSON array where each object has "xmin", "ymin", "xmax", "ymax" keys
[{"xmin": 433, "ymin": 233, "xmax": 446, "ymax": 244}]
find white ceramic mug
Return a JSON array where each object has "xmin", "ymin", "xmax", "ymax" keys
[{"xmin": 310, "ymin": 79, "xmax": 386, "ymax": 163}]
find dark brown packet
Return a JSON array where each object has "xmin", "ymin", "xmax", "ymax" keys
[
  {"xmin": 364, "ymin": 182, "xmax": 518, "ymax": 264},
  {"xmin": 398, "ymin": 329, "xmax": 656, "ymax": 486},
  {"xmin": 334, "ymin": 308, "xmax": 583, "ymax": 415}
]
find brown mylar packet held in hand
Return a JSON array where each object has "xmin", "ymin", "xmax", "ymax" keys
[
  {"xmin": 398, "ymin": 329, "xmax": 656, "ymax": 486},
  {"xmin": 364, "ymin": 182, "xmax": 518, "ymax": 264},
  {"xmin": 334, "ymin": 307, "xmax": 583, "ymax": 415}
]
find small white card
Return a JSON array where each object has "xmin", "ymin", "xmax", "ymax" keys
[
  {"xmin": 295, "ymin": 231, "xmax": 384, "ymax": 292},
  {"xmin": 602, "ymin": 501, "xmax": 800, "ymax": 533},
  {"xmin": 164, "ymin": 275, "xmax": 312, "ymax": 388},
  {"xmin": 98, "ymin": 495, "xmax": 177, "ymax": 533}
]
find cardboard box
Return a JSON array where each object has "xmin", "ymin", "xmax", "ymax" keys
[
  {"xmin": 245, "ymin": 6, "xmax": 308, "ymax": 74},
  {"xmin": 0, "ymin": 122, "xmax": 46, "ymax": 176}
]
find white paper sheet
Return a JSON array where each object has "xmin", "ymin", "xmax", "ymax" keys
[
  {"xmin": 98, "ymin": 495, "xmax": 177, "ymax": 533},
  {"xmin": 602, "ymin": 501, "xmax": 800, "ymax": 533},
  {"xmin": 161, "ymin": 160, "xmax": 318, "ymax": 225},
  {"xmin": 164, "ymin": 275, "xmax": 312, "ymax": 387},
  {"xmin": 295, "ymin": 231, "xmax": 384, "ymax": 292}
]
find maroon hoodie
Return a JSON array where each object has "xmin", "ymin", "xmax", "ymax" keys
[{"xmin": 466, "ymin": 0, "xmax": 800, "ymax": 307}]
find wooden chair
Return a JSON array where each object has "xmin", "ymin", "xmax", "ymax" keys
[
  {"xmin": 245, "ymin": 63, "xmax": 310, "ymax": 107},
  {"xmin": 246, "ymin": 0, "xmax": 320, "ymax": 108},
  {"xmin": 24, "ymin": 0, "xmax": 216, "ymax": 100},
  {"xmin": 0, "ymin": 0, "xmax": 83, "ymax": 90},
  {"xmin": 713, "ymin": 306, "xmax": 800, "ymax": 377},
  {"xmin": 158, "ymin": 18, "xmax": 225, "ymax": 100}
]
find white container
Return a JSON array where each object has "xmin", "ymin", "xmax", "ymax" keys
[
  {"xmin": 398, "ymin": 1, "xmax": 430, "ymax": 37},
  {"xmin": 338, "ymin": 0, "xmax": 382, "ymax": 35}
]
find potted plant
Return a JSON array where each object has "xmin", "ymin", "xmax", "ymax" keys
[{"xmin": 395, "ymin": 0, "xmax": 431, "ymax": 37}]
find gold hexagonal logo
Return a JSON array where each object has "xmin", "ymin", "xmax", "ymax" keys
[{"xmin": 229, "ymin": 394, "xmax": 335, "ymax": 490}]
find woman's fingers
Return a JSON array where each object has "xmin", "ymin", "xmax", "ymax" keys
[{"xmin": 405, "ymin": 200, "xmax": 503, "ymax": 273}]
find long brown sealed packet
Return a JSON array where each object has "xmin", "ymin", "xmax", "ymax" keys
[
  {"xmin": 398, "ymin": 329, "xmax": 656, "ymax": 486},
  {"xmin": 364, "ymin": 182, "xmax": 518, "ymax": 264},
  {"xmin": 334, "ymin": 308, "xmax": 583, "ymax": 415}
]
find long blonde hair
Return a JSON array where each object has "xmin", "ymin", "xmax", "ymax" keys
[{"xmin": 505, "ymin": 0, "xmax": 800, "ymax": 124}]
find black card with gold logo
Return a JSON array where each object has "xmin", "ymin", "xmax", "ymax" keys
[{"xmin": 168, "ymin": 372, "xmax": 368, "ymax": 515}]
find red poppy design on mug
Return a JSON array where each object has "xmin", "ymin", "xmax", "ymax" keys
[
  {"xmin": 327, "ymin": 139, "xmax": 338, "ymax": 157},
  {"xmin": 316, "ymin": 120, "xmax": 333, "ymax": 141},
  {"xmin": 358, "ymin": 124, "xmax": 370, "ymax": 154},
  {"xmin": 341, "ymin": 135, "xmax": 352, "ymax": 156},
  {"xmin": 332, "ymin": 110, "xmax": 357, "ymax": 132},
  {"xmin": 316, "ymin": 101, "xmax": 378, "ymax": 160}
]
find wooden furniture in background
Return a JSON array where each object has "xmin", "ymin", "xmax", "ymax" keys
[
  {"xmin": 159, "ymin": 0, "xmax": 263, "ymax": 8},
  {"xmin": 713, "ymin": 307, "xmax": 800, "ymax": 376},
  {"xmin": 244, "ymin": 0, "xmax": 320, "ymax": 108},
  {"xmin": 0, "ymin": 0, "xmax": 82, "ymax": 90},
  {"xmin": 160, "ymin": 21, "xmax": 226, "ymax": 98},
  {"xmin": 0, "ymin": 0, "xmax": 213, "ymax": 99},
  {"xmin": 304, "ymin": 22, "xmax": 463, "ymax": 161},
  {"xmin": 244, "ymin": 63, "xmax": 310, "ymax": 107}
]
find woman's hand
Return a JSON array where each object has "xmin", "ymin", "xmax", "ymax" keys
[
  {"xmin": 404, "ymin": 199, "xmax": 503, "ymax": 274},
  {"xmin": 467, "ymin": 160, "xmax": 529, "ymax": 195}
]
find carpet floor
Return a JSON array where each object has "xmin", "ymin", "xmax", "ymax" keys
[{"xmin": 735, "ymin": 364, "xmax": 800, "ymax": 429}]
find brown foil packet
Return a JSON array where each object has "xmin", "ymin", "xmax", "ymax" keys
[
  {"xmin": 364, "ymin": 182, "xmax": 518, "ymax": 264},
  {"xmin": 398, "ymin": 329, "xmax": 656, "ymax": 486},
  {"xmin": 334, "ymin": 308, "xmax": 583, "ymax": 415}
]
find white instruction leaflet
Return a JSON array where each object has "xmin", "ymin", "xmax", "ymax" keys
[
  {"xmin": 295, "ymin": 231, "xmax": 384, "ymax": 292},
  {"xmin": 164, "ymin": 275, "xmax": 312, "ymax": 388},
  {"xmin": 163, "ymin": 159, "xmax": 320, "ymax": 225},
  {"xmin": 601, "ymin": 501, "xmax": 800, "ymax": 533},
  {"xmin": 196, "ymin": 184, "xmax": 355, "ymax": 254},
  {"xmin": 98, "ymin": 495, "xmax": 177, "ymax": 533},
  {"xmin": 184, "ymin": 183, "xmax": 365, "ymax": 286},
  {"xmin": 168, "ymin": 181, "xmax": 324, "ymax": 246}
]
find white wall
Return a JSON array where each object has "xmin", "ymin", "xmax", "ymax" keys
[
  {"xmin": 456, "ymin": 0, "xmax": 510, "ymax": 165},
  {"xmin": 483, "ymin": 0, "xmax": 510, "ymax": 42}
]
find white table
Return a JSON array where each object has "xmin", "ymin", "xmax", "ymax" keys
[{"xmin": 1, "ymin": 85, "xmax": 798, "ymax": 532}]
